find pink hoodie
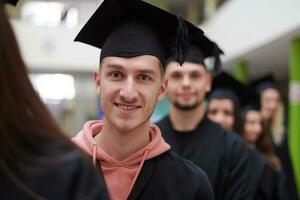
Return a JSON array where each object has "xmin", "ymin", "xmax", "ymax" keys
[{"xmin": 72, "ymin": 120, "xmax": 170, "ymax": 200}]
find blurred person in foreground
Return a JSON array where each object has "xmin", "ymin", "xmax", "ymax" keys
[
  {"xmin": 71, "ymin": 0, "xmax": 215, "ymax": 199},
  {"xmin": 0, "ymin": 0, "xmax": 108, "ymax": 199}
]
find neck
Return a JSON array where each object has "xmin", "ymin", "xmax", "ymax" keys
[
  {"xmin": 94, "ymin": 119, "xmax": 151, "ymax": 161},
  {"xmin": 169, "ymin": 103, "xmax": 206, "ymax": 131},
  {"xmin": 247, "ymin": 142, "xmax": 256, "ymax": 149}
]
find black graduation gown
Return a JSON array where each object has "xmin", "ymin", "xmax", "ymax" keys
[
  {"xmin": 275, "ymin": 133, "xmax": 298, "ymax": 200},
  {"xmin": 248, "ymin": 148, "xmax": 275, "ymax": 200},
  {"xmin": 252, "ymin": 129, "xmax": 296, "ymax": 200},
  {"xmin": 97, "ymin": 150, "xmax": 215, "ymax": 200},
  {"xmin": 0, "ymin": 146, "xmax": 108, "ymax": 200},
  {"xmin": 156, "ymin": 116, "xmax": 251, "ymax": 200}
]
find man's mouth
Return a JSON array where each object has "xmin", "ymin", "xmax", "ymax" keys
[
  {"xmin": 178, "ymin": 93, "xmax": 194, "ymax": 97},
  {"xmin": 114, "ymin": 103, "xmax": 141, "ymax": 111}
]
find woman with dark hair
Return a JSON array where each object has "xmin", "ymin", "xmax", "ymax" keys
[
  {"xmin": 0, "ymin": 1, "xmax": 108, "ymax": 199},
  {"xmin": 238, "ymin": 106, "xmax": 290, "ymax": 200},
  {"xmin": 239, "ymin": 107, "xmax": 281, "ymax": 171}
]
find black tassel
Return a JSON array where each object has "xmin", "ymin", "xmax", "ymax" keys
[
  {"xmin": 173, "ymin": 14, "xmax": 189, "ymax": 66},
  {"xmin": 213, "ymin": 42, "xmax": 223, "ymax": 75}
]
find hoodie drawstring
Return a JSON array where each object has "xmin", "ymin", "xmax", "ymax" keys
[{"xmin": 92, "ymin": 144, "xmax": 97, "ymax": 166}]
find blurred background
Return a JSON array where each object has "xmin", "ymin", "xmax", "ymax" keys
[{"xmin": 4, "ymin": 0, "xmax": 300, "ymax": 135}]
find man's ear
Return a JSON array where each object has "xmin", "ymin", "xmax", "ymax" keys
[
  {"xmin": 157, "ymin": 79, "xmax": 168, "ymax": 102},
  {"xmin": 205, "ymin": 73, "xmax": 212, "ymax": 93},
  {"xmin": 93, "ymin": 70, "xmax": 101, "ymax": 95}
]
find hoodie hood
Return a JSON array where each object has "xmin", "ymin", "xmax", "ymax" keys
[
  {"xmin": 72, "ymin": 120, "xmax": 170, "ymax": 166},
  {"xmin": 72, "ymin": 120, "xmax": 170, "ymax": 200}
]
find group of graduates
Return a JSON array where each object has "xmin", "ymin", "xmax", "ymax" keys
[
  {"xmin": 0, "ymin": 0, "xmax": 298, "ymax": 199},
  {"xmin": 205, "ymin": 72, "xmax": 297, "ymax": 200}
]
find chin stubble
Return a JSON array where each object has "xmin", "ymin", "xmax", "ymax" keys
[{"xmin": 172, "ymin": 101, "xmax": 202, "ymax": 111}]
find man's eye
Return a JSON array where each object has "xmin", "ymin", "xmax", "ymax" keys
[
  {"xmin": 190, "ymin": 73, "xmax": 201, "ymax": 79},
  {"xmin": 138, "ymin": 74, "xmax": 151, "ymax": 81},
  {"xmin": 171, "ymin": 73, "xmax": 182, "ymax": 79},
  {"xmin": 110, "ymin": 71, "xmax": 123, "ymax": 79}
]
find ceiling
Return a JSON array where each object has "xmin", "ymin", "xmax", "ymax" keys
[{"xmin": 224, "ymin": 26, "xmax": 300, "ymax": 81}]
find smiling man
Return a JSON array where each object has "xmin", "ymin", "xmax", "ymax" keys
[
  {"xmin": 156, "ymin": 44, "xmax": 251, "ymax": 200},
  {"xmin": 71, "ymin": 0, "xmax": 214, "ymax": 199}
]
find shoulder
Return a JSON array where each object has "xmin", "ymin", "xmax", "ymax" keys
[
  {"xmin": 248, "ymin": 148, "xmax": 265, "ymax": 163},
  {"xmin": 40, "ymin": 143, "xmax": 108, "ymax": 199},
  {"xmin": 205, "ymin": 119, "xmax": 247, "ymax": 152},
  {"xmin": 166, "ymin": 151, "xmax": 215, "ymax": 199},
  {"xmin": 0, "ymin": 141, "xmax": 108, "ymax": 200},
  {"xmin": 201, "ymin": 120, "xmax": 249, "ymax": 167},
  {"xmin": 161, "ymin": 151, "xmax": 213, "ymax": 188},
  {"xmin": 202, "ymin": 118, "xmax": 247, "ymax": 151},
  {"xmin": 63, "ymin": 151, "xmax": 109, "ymax": 200},
  {"xmin": 155, "ymin": 115, "xmax": 170, "ymax": 129}
]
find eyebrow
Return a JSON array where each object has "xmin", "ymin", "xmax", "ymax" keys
[
  {"xmin": 105, "ymin": 64, "xmax": 124, "ymax": 70},
  {"xmin": 137, "ymin": 69, "xmax": 156, "ymax": 75},
  {"xmin": 106, "ymin": 64, "xmax": 156, "ymax": 74}
]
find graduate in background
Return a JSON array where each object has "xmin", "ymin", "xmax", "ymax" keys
[
  {"xmin": 207, "ymin": 71, "xmax": 279, "ymax": 200},
  {"xmin": 72, "ymin": 0, "xmax": 215, "ymax": 199},
  {"xmin": 251, "ymin": 75, "xmax": 298, "ymax": 200},
  {"xmin": 156, "ymin": 39, "xmax": 251, "ymax": 199},
  {"xmin": 206, "ymin": 72, "xmax": 251, "ymax": 132},
  {"xmin": 239, "ymin": 104, "xmax": 281, "ymax": 171},
  {"xmin": 239, "ymin": 99, "xmax": 289, "ymax": 200},
  {"xmin": 0, "ymin": 0, "xmax": 107, "ymax": 199},
  {"xmin": 251, "ymin": 75, "xmax": 286, "ymax": 150}
]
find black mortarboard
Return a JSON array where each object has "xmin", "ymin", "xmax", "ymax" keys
[
  {"xmin": 242, "ymin": 95, "xmax": 261, "ymax": 112},
  {"xmin": 74, "ymin": 0, "xmax": 203, "ymax": 66},
  {"xmin": 250, "ymin": 74, "xmax": 277, "ymax": 94},
  {"xmin": 168, "ymin": 33, "xmax": 224, "ymax": 73},
  {"xmin": 207, "ymin": 72, "xmax": 257, "ymax": 111}
]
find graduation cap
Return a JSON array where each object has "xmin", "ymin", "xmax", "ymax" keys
[
  {"xmin": 168, "ymin": 33, "xmax": 224, "ymax": 74},
  {"xmin": 207, "ymin": 72, "xmax": 258, "ymax": 111},
  {"xmin": 191, "ymin": 34, "xmax": 223, "ymax": 74},
  {"xmin": 242, "ymin": 95, "xmax": 261, "ymax": 112},
  {"xmin": 250, "ymin": 74, "xmax": 277, "ymax": 94},
  {"xmin": 75, "ymin": 0, "xmax": 204, "ymax": 66}
]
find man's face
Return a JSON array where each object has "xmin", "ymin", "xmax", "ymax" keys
[
  {"xmin": 260, "ymin": 88, "xmax": 280, "ymax": 120},
  {"xmin": 207, "ymin": 99, "xmax": 235, "ymax": 130},
  {"xmin": 94, "ymin": 55, "xmax": 166, "ymax": 132},
  {"xmin": 165, "ymin": 61, "xmax": 211, "ymax": 111}
]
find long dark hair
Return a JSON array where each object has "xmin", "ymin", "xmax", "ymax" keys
[
  {"xmin": 238, "ymin": 109, "xmax": 281, "ymax": 171},
  {"xmin": 0, "ymin": 1, "xmax": 74, "ymax": 174}
]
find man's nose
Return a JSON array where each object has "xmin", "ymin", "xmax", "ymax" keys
[
  {"xmin": 182, "ymin": 75, "xmax": 191, "ymax": 88},
  {"xmin": 119, "ymin": 78, "xmax": 138, "ymax": 102}
]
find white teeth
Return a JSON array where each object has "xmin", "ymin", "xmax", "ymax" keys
[{"xmin": 117, "ymin": 104, "xmax": 138, "ymax": 110}]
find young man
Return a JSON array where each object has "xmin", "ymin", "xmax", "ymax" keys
[
  {"xmin": 156, "ymin": 44, "xmax": 251, "ymax": 200},
  {"xmin": 72, "ymin": 0, "xmax": 214, "ymax": 199}
]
